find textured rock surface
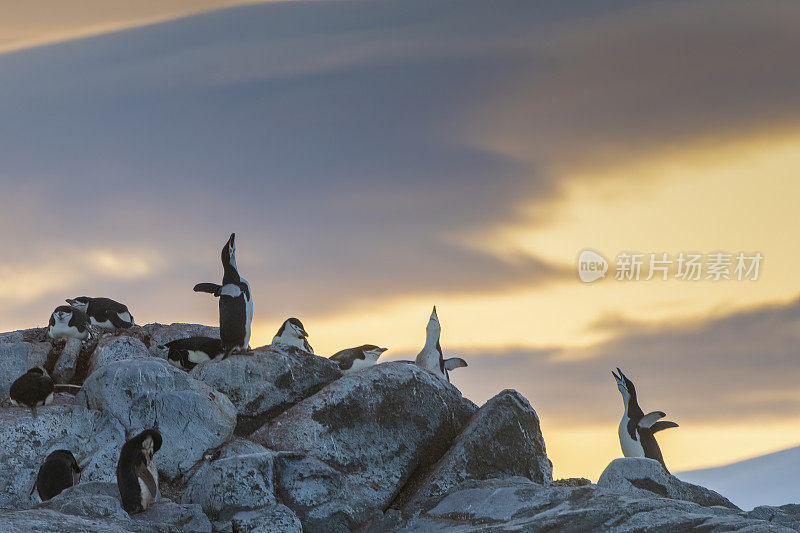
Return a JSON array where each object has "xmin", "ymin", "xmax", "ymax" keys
[
  {"xmin": 142, "ymin": 323, "xmax": 220, "ymax": 360},
  {"xmin": 52, "ymin": 338, "xmax": 84, "ymax": 383},
  {"xmin": 598, "ymin": 457, "xmax": 739, "ymax": 510},
  {"xmin": 0, "ymin": 405, "xmax": 125, "ymax": 510},
  {"xmin": 230, "ymin": 504, "xmax": 303, "ymax": 533},
  {"xmin": 0, "ymin": 342, "xmax": 29, "ymax": 400},
  {"xmin": 89, "ymin": 336, "xmax": 152, "ymax": 374},
  {"xmin": 401, "ymin": 388, "xmax": 552, "ymax": 513},
  {"xmin": 253, "ymin": 362, "xmax": 476, "ymax": 531},
  {"xmin": 76, "ymin": 358, "xmax": 236, "ymax": 478},
  {"xmin": 748, "ymin": 504, "xmax": 800, "ymax": 529},
  {"xmin": 191, "ymin": 343, "xmax": 342, "ymax": 434}
]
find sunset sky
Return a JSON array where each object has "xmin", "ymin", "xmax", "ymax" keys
[{"xmin": 2, "ymin": 0, "xmax": 800, "ymax": 481}]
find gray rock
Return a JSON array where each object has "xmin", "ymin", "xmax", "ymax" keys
[
  {"xmin": 230, "ymin": 504, "xmax": 303, "ymax": 533},
  {"xmin": 748, "ymin": 504, "xmax": 800, "ymax": 529},
  {"xmin": 0, "ymin": 342, "xmax": 29, "ymax": 400},
  {"xmin": 76, "ymin": 358, "xmax": 236, "ymax": 478},
  {"xmin": 89, "ymin": 336, "xmax": 152, "ymax": 374},
  {"xmin": 401, "ymin": 389, "xmax": 552, "ymax": 514},
  {"xmin": 182, "ymin": 440, "xmax": 276, "ymax": 519},
  {"xmin": 254, "ymin": 361, "xmax": 476, "ymax": 531},
  {"xmin": 597, "ymin": 457, "xmax": 739, "ymax": 510},
  {"xmin": 191, "ymin": 343, "xmax": 342, "ymax": 434},
  {"xmin": 136, "ymin": 498, "xmax": 213, "ymax": 532},
  {"xmin": 0, "ymin": 328, "xmax": 52, "ymax": 369},
  {"xmin": 142, "ymin": 323, "xmax": 220, "ymax": 360},
  {"xmin": 0, "ymin": 405, "xmax": 125, "ymax": 510},
  {"xmin": 53, "ymin": 338, "xmax": 84, "ymax": 384}
]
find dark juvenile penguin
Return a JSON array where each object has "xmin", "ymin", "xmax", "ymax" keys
[
  {"xmin": 66, "ymin": 296, "xmax": 134, "ymax": 330},
  {"xmin": 48, "ymin": 306, "xmax": 91, "ymax": 341},
  {"xmin": 414, "ymin": 306, "xmax": 467, "ymax": 382},
  {"xmin": 160, "ymin": 337, "xmax": 223, "ymax": 371},
  {"xmin": 272, "ymin": 318, "xmax": 313, "ymax": 353},
  {"xmin": 329, "ymin": 345, "xmax": 387, "ymax": 373},
  {"xmin": 9, "ymin": 367, "xmax": 54, "ymax": 417},
  {"xmin": 30, "ymin": 450, "xmax": 81, "ymax": 501},
  {"xmin": 117, "ymin": 429, "xmax": 162, "ymax": 515},
  {"xmin": 194, "ymin": 233, "xmax": 253, "ymax": 358},
  {"xmin": 613, "ymin": 368, "xmax": 679, "ymax": 472}
]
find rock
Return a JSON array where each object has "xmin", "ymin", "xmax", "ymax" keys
[
  {"xmin": 597, "ymin": 458, "xmax": 739, "ymax": 510},
  {"xmin": 748, "ymin": 504, "xmax": 800, "ymax": 529},
  {"xmin": 401, "ymin": 389, "xmax": 552, "ymax": 513},
  {"xmin": 253, "ymin": 362, "xmax": 476, "ymax": 531},
  {"xmin": 76, "ymin": 358, "xmax": 236, "ymax": 478},
  {"xmin": 136, "ymin": 498, "xmax": 213, "ymax": 532},
  {"xmin": 142, "ymin": 323, "xmax": 220, "ymax": 360},
  {"xmin": 181, "ymin": 440, "xmax": 276, "ymax": 519},
  {"xmin": 0, "ymin": 405, "xmax": 125, "ymax": 510},
  {"xmin": 52, "ymin": 338, "xmax": 84, "ymax": 384},
  {"xmin": 399, "ymin": 478, "xmax": 791, "ymax": 532},
  {"xmin": 0, "ymin": 343, "xmax": 29, "ymax": 400},
  {"xmin": 230, "ymin": 504, "xmax": 303, "ymax": 533},
  {"xmin": 0, "ymin": 328, "xmax": 51, "ymax": 368},
  {"xmin": 191, "ymin": 343, "xmax": 342, "ymax": 434},
  {"xmin": 89, "ymin": 336, "xmax": 152, "ymax": 374}
]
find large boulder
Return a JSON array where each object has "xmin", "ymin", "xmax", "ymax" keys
[
  {"xmin": 597, "ymin": 458, "xmax": 739, "ymax": 510},
  {"xmin": 0, "ymin": 328, "xmax": 51, "ymax": 368},
  {"xmin": 191, "ymin": 344, "xmax": 342, "ymax": 434},
  {"xmin": 0, "ymin": 404, "xmax": 125, "ymax": 510},
  {"xmin": 89, "ymin": 336, "xmax": 152, "ymax": 374},
  {"xmin": 748, "ymin": 504, "xmax": 800, "ymax": 529},
  {"xmin": 52, "ymin": 338, "xmax": 84, "ymax": 384},
  {"xmin": 141, "ymin": 323, "xmax": 220, "ymax": 360},
  {"xmin": 401, "ymin": 389, "xmax": 552, "ymax": 514},
  {"xmin": 252, "ymin": 362, "xmax": 476, "ymax": 531},
  {"xmin": 76, "ymin": 358, "xmax": 236, "ymax": 478}
]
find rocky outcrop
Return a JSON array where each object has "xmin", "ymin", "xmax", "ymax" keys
[
  {"xmin": 52, "ymin": 338, "xmax": 84, "ymax": 383},
  {"xmin": 76, "ymin": 358, "xmax": 236, "ymax": 478},
  {"xmin": 191, "ymin": 343, "xmax": 341, "ymax": 434},
  {"xmin": 88, "ymin": 336, "xmax": 152, "ymax": 374},
  {"xmin": 597, "ymin": 458, "xmax": 739, "ymax": 509}
]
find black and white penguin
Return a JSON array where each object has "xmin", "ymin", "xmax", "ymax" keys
[
  {"xmin": 414, "ymin": 306, "xmax": 467, "ymax": 382},
  {"xmin": 9, "ymin": 367, "xmax": 54, "ymax": 417},
  {"xmin": 66, "ymin": 296, "xmax": 134, "ymax": 330},
  {"xmin": 160, "ymin": 337, "xmax": 223, "ymax": 371},
  {"xmin": 194, "ymin": 233, "xmax": 253, "ymax": 358},
  {"xmin": 30, "ymin": 449, "xmax": 82, "ymax": 501},
  {"xmin": 612, "ymin": 367, "xmax": 679, "ymax": 472},
  {"xmin": 117, "ymin": 428, "xmax": 162, "ymax": 515},
  {"xmin": 272, "ymin": 318, "xmax": 313, "ymax": 353},
  {"xmin": 329, "ymin": 344, "xmax": 387, "ymax": 373},
  {"xmin": 48, "ymin": 306, "xmax": 91, "ymax": 341}
]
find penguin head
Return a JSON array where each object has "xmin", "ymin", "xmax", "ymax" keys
[
  {"xmin": 136, "ymin": 429, "xmax": 162, "ymax": 462},
  {"xmin": 65, "ymin": 297, "xmax": 90, "ymax": 312},
  {"xmin": 282, "ymin": 318, "xmax": 308, "ymax": 340},
  {"xmin": 612, "ymin": 367, "xmax": 636, "ymax": 402},
  {"xmin": 426, "ymin": 306, "xmax": 441, "ymax": 338},
  {"xmin": 221, "ymin": 233, "xmax": 237, "ymax": 269},
  {"xmin": 362, "ymin": 345, "xmax": 388, "ymax": 362},
  {"xmin": 52, "ymin": 305, "xmax": 74, "ymax": 323},
  {"xmin": 47, "ymin": 450, "xmax": 81, "ymax": 472}
]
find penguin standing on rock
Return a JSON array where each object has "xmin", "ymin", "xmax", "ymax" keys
[
  {"xmin": 48, "ymin": 306, "xmax": 91, "ymax": 341},
  {"xmin": 8, "ymin": 367, "xmax": 82, "ymax": 417},
  {"xmin": 66, "ymin": 297, "xmax": 134, "ymax": 330},
  {"xmin": 160, "ymin": 337, "xmax": 223, "ymax": 371},
  {"xmin": 117, "ymin": 429, "xmax": 162, "ymax": 515},
  {"xmin": 194, "ymin": 233, "xmax": 253, "ymax": 358},
  {"xmin": 415, "ymin": 306, "xmax": 467, "ymax": 382},
  {"xmin": 612, "ymin": 367, "xmax": 679, "ymax": 472},
  {"xmin": 30, "ymin": 450, "xmax": 82, "ymax": 501},
  {"xmin": 329, "ymin": 345, "xmax": 387, "ymax": 373},
  {"xmin": 272, "ymin": 318, "xmax": 313, "ymax": 353}
]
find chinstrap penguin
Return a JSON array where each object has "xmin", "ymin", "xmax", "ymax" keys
[
  {"xmin": 160, "ymin": 337, "xmax": 223, "ymax": 371},
  {"xmin": 48, "ymin": 306, "xmax": 91, "ymax": 341},
  {"xmin": 330, "ymin": 344, "xmax": 387, "ymax": 373},
  {"xmin": 272, "ymin": 318, "xmax": 313, "ymax": 353},
  {"xmin": 613, "ymin": 367, "xmax": 679, "ymax": 472},
  {"xmin": 66, "ymin": 296, "xmax": 134, "ymax": 330},
  {"xmin": 30, "ymin": 449, "xmax": 82, "ymax": 501},
  {"xmin": 117, "ymin": 428, "xmax": 162, "ymax": 515},
  {"xmin": 194, "ymin": 233, "xmax": 253, "ymax": 358},
  {"xmin": 9, "ymin": 367, "xmax": 54, "ymax": 417},
  {"xmin": 415, "ymin": 306, "xmax": 467, "ymax": 382}
]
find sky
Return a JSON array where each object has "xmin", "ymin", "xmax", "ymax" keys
[{"xmin": 1, "ymin": 0, "xmax": 800, "ymax": 482}]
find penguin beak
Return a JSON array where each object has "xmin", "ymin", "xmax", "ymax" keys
[
  {"xmin": 379, "ymin": 347, "xmax": 388, "ymax": 353},
  {"xmin": 228, "ymin": 233, "xmax": 236, "ymax": 247},
  {"xmin": 65, "ymin": 299, "xmax": 76, "ymax": 305}
]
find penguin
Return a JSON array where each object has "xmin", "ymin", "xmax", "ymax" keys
[
  {"xmin": 194, "ymin": 233, "xmax": 253, "ymax": 358},
  {"xmin": 66, "ymin": 296, "xmax": 134, "ymax": 330},
  {"xmin": 48, "ymin": 306, "xmax": 91, "ymax": 341},
  {"xmin": 30, "ymin": 449, "xmax": 82, "ymax": 501},
  {"xmin": 414, "ymin": 306, "xmax": 467, "ymax": 382},
  {"xmin": 117, "ymin": 428, "xmax": 162, "ymax": 515},
  {"xmin": 272, "ymin": 318, "xmax": 313, "ymax": 353},
  {"xmin": 612, "ymin": 367, "xmax": 679, "ymax": 472},
  {"xmin": 159, "ymin": 337, "xmax": 223, "ymax": 371},
  {"xmin": 8, "ymin": 367, "xmax": 82, "ymax": 417},
  {"xmin": 329, "ymin": 345, "xmax": 387, "ymax": 373}
]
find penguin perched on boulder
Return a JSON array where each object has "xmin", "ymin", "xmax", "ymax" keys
[
  {"xmin": 30, "ymin": 450, "xmax": 82, "ymax": 501},
  {"xmin": 612, "ymin": 367, "xmax": 679, "ymax": 472},
  {"xmin": 117, "ymin": 428, "xmax": 162, "ymax": 515},
  {"xmin": 415, "ymin": 306, "xmax": 467, "ymax": 382},
  {"xmin": 66, "ymin": 296, "xmax": 134, "ymax": 330},
  {"xmin": 8, "ymin": 367, "xmax": 82, "ymax": 417},
  {"xmin": 329, "ymin": 345, "xmax": 387, "ymax": 373},
  {"xmin": 272, "ymin": 318, "xmax": 313, "ymax": 353},
  {"xmin": 194, "ymin": 233, "xmax": 253, "ymax": 358},
  {"xmin": 160, "ymin": 337, "xmax": 223, "ymax": 371},
  {"xmin": 48, "ymin": 306, "xmax": 91, "ymax": 341}
]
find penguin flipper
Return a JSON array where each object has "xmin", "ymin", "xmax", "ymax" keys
[
  {"xmin": 54, "ymin": 384, "xmax": 82, "ymax": 395},
  {"xmin": 107, "ymin": 311, "xmax": 132, "ymax": 329},
  {"xmin": 194, "ymin": 283, "xmax": 222, "ymax": 295},
  {"xmin": 651, "ymin": 420, "xmax": 679, "ymax": 433},
  {"xmin": 444, "ymin": 357, "xmax": 468, "ymax": 371},
  {"xmin": 638, "ymin": 411, "xmax": 667, "ymax": 428}
]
